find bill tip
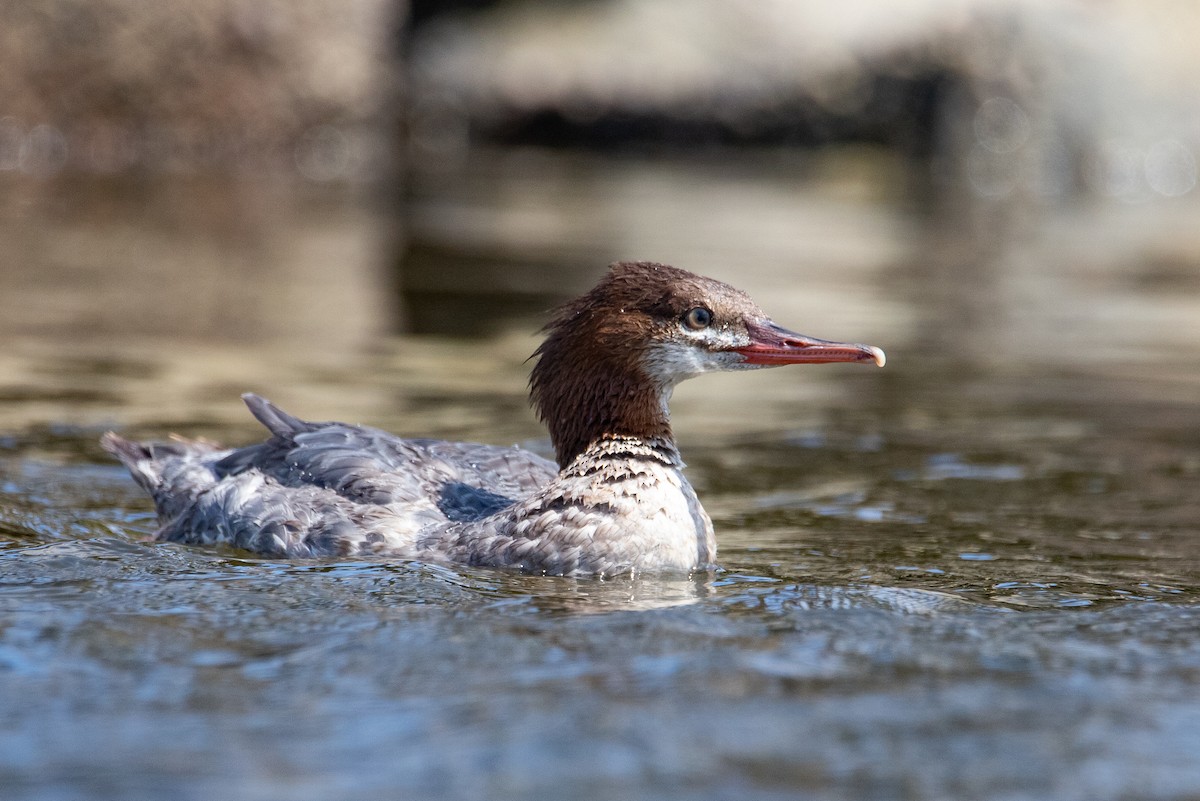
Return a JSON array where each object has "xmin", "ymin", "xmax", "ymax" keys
[{"xmin": 869, "ymin": 346, "xmax": 886, "ymax": 367}]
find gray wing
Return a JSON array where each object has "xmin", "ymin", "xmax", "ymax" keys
[
  {"xmin": 103, "ymin": 394, "xmax": 559, "ymax": 557},
  {"xmin": 220, "ymin": 394, "xmax": 557, "ymax": 505}
]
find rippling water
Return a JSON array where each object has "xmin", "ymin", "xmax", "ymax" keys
[{"xmin": 2, "ymin": 152, "xmax": 1200, "ymax": 799}]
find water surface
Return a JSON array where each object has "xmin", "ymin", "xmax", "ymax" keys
[{"xmin": 2, "ymin": 152, "xmax": 1199, "ymax": 799}]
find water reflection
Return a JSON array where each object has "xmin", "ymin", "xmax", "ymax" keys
[
  {"xmin": 0, "ymin": 175, "xmax": 392, "ymax": 347},
  {"xmin": 3, "ymin": 148, "xmax": 1200, "ymax": 801},
  {"xmin": 3, "ymin": 147, "xmax": 1200, "ymax": 610}
]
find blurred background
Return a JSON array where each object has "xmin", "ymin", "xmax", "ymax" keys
[
  {"xmin": 1, "ymin": 0, "xmax": 1198, "ymax": 435},
  {"xmin": 5, "ymin": 4, "xmax": 1200, "ymax": 800}
]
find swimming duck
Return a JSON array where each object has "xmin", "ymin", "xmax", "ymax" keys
[{"xmin": 104, "ymin": 261, "xmax": 884, "ymax": 576}]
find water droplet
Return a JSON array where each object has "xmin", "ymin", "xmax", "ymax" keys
[
  {"xmin": 1144, "ymin": 139, "xmax": 1196, "ymax": 197},
  {"xmin": 974, "ymin": 97, "xmax": 1031, "ymax": 154}
]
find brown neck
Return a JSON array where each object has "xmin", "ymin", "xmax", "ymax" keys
[{"xmin": 531, "ymin": 344, "xmax": 673, "ymax": 467}]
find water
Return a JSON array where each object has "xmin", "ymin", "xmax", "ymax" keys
[{"xmin": 2, "ymin": 151, "xmax": 1200, "ymax": 800}]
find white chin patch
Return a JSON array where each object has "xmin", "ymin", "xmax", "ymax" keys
[{"xmin": 642, "ymin": 333, "xmax": 751, "ymax": 385}]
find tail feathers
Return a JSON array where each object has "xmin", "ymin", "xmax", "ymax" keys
[
  {"xmin": 101, "ymin": 431, "xmax": 174, "ymax": 495},
  {"xmin": 242, "ymin": 393, "xmax": 313, "ymax": 439},
  {"xmin": 101, "ymin": 431, "xmax": 221, "ymax": 494},
  {"xmin": 103, "ymin": 394, "xmax": 310, "ymax": 505},
  {"xmin": 100, "ymin": 430, "xmax": 146, "ymax": 464},
  {"xmin": 101, "ymin": 431, "xmax": 220, "ymax": 461}
]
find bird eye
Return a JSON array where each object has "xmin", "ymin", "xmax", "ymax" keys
[{"xmin": 683, "ymin": 307, "xmax": 714, "ymax": 330}]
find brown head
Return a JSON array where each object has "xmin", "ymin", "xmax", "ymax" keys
[{"xmin": 529, "ymin": 261, "xmax": 885, "ymax": 465}]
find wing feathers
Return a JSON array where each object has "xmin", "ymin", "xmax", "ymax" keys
[
  {"xmin": 104, "ymin": 396, "xmax": 560, "ymax": 556},
  {"xmin": 242, "ymin": 393, "xmax": 313, "ymax": 439}
]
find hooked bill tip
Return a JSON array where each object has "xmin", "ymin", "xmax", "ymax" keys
[{"xmin": 869, "ymin": 346, "xmax": 886, "ymax": 367}]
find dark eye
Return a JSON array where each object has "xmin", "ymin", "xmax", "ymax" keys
[{"xmin": 683, "ymin": 307, "xmax": 713, "ymax": 330}]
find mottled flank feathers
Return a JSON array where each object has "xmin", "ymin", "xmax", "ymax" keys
[{"xmin": 103, "ymin": 396, "xmax": 714, "ymax": 574}]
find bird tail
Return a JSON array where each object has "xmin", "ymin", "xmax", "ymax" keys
[{"xmin": 100, "ymin": 431, "xmax": 166, "ymax": 495}]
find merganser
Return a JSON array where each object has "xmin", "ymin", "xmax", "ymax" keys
[{"xmin": 103, "ymin": 261, "xmax": 884, "ymax": 576}]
